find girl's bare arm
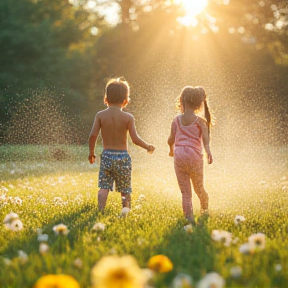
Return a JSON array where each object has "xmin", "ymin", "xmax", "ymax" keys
[{"xmin": 199, "ymin": 118, "xmax": 213, "ymax": 164}]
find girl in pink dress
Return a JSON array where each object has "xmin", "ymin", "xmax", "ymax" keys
[{"xmin": 168, "ymin": 86, "xmax": 213, "ymax": 224}]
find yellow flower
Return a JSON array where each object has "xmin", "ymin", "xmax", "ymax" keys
[
  {"xmin": 148, "ymin": 255, "xmax": 173, "ymax": 273},
  {"xmin": 53, "ymin": 223, "xmax": 69, "ymax": 235},
  {"xmin": 33, "ymin": 274, "xmax": 80, "ymax": 288},
  {"xmin": 91, "ymin": 255, "xmax": 146, "ymax": 288}
]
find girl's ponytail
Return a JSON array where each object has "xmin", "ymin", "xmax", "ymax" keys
[{"xmin": 204, "ymin": 99, "xmax": 212, "ymax": 134}]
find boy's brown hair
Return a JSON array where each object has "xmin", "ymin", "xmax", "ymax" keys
[{"xmin": 104, "ymin": 78, "xmax": 130, "ymax": 105}]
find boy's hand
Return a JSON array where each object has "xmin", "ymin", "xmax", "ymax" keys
[
  {"xmin": 88, "ymin": 154, "xmax": 96, "ymax": 164},
  {"xmin": 147, "ymin": 145, "xmax": 155, "ymax": 154}
]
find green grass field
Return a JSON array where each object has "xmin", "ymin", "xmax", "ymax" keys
[{"xmin": 0, "ymin": 145, "xmax": 288, "ymax": 288}]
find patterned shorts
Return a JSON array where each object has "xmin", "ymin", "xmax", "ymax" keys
[{"xmin": 98, "ymin": 150, "xmax": 132, "ymax": 193}]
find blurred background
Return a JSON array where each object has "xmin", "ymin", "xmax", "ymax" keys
[{"xmin": 0, "ymin": 0, "xmax": 287, "ymax": 153}]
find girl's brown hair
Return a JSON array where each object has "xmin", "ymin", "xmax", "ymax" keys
[{"xmin": 178, "ymin": 86, "xmax": 212, "ymax": 133}]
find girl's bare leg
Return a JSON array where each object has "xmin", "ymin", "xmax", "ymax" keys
[
  {"xmin": 190, "ymin": 167, "xmax": 209, "ymax": 214},
  {"xmin": 98, "ymin": 189, "xmax": 109, "ymax": 213}
]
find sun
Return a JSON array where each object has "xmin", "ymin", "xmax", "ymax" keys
[{"xmin": 176, "ymin": 0, "xmax": 208, "ymax": 27}]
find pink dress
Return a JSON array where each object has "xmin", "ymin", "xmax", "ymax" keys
[{"xmin": 172, "ymin": 115, "xmax": 208, "ymax": 218}]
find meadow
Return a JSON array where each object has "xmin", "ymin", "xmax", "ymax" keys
[{"xmin": 0, "ymin": 144, "xmax": 288, "ymax": 288}]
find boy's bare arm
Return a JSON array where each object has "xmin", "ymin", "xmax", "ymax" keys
[
  {"xmin": 167, "ymin": 122, "xmax": 175, "ymax": 157},
  {"xmin": 199, "ymin": 119, "xmax": 213, "ymax": 164},
  {"xmin": 128, "ymin": 115, "xmax": 155, "ymax": 153},
  {"xmin": 88, "ymin": 114, "xmax": 101, "ymax": 163}
]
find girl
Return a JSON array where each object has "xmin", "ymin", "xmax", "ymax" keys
[{"xmin": 167, "ymin": 86, "xmax": 213, "ymax": 224}]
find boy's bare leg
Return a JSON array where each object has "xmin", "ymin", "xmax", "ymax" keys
[
  {"xmin": 121, "ymin": 192, "xmax": 131, "ymax": 209},
  {"xmin": 98, "ymin": 189, "xmax": 109, "ymax": 213}
]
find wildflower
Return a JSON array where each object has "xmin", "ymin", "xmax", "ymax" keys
[
  {"xmin": 148, "ymin": 255, "xmax": 173, "ymax": 273},
  {"xmin": 74, "ymin": 258, "xmax": 83, "ymax": 269},
  {"xmin": 91, "ymin": 255, "xmax": 146, "ymax": 288},
  {"xmin": 92, "ymin": 222, "xmax": 106, "ymax": 231},
  {"xmin": 138, "ymin": 194, "xmax": 145, "ymax": 200},
  {"xmin": 3, "ymin": 212, "xmax": 19, "ymax": 224},
  {"xmin": 230, "ymin": 266, "xmax": 242, "ymax": 278},
  {"xmin": 120, "ymin": 207, "xmax": 130, "ymax": 217},
  {"xmin": 196, "ymin": 272, "xmax": 225, "ymax": 288},
  {"xmin": 234, "ymin": 215, "xmax": 245, "ymax": 225},
  {"xmin": 38, "ymin": 234, "xmax": 49, "ymax": 242},
  {"xmin": 53, "ymin": 223, "xmax": 69, "ymax": 235},
  {"xmin": 184, "ymin": 224, "xmax": 193, "ymax": 233},
  {"xmin": 275, "ymin": 264, "xmax": 282, "ymax": 272},
  {"xmin": 33, "ymin": 274, "xmax": 80, "ymax": 288},
  {"xmin": 239, "ymin": 243, "xmax": 251, "ymax": 254},
  {"xmin": 171, "ymin": 273, "xmax": 194, "ymax": 288},
  {"xmin": 211, "ymin": 230, "xmax": 232, "ymax": 247},
  {"xmin": 39, "ymin": 243, "xmax": 49, "ymax": 255},
  {"xmin": 9, "ymin": 219, "xmax": 24, "ymax": 231},
  {"xmin": 248, "ymin": 233, "xmax": 265, "ymax": 251},
  {"xmin": 3, "ymin": 258, "xmax": 11, "ymax": 265},
  {"xmin": 18, "ymin": 250, "xmax": 28, "ymax": 264}
]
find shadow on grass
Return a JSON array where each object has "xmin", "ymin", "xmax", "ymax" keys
[{"xmin": 151, "ymin": 215, "xmax": 217, "ymax": 286}]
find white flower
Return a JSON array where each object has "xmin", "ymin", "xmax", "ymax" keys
[
  {"xmin": 37, "ymin": 234, "xmax": 49, "ymax": 242},
  {"xmin": 18, "ymin": 250, "xmax": 28, "ymax": 264},
  {"xmin": 197, "ymin": 272, "xmax": 225, "ymax": 288},
  {"xmin": 74, "ymin": 258, "xmax": 83, "ymax": 269},
  {"xmin": 172, "ymin": 273, "xmax": 194, "ymax": 288},
  {"xmin": 275, "ymin": 264, "xmax": 282, "ymax": 272},
  {"xmin": 211, "ymin": 230, "xmax": 232, "ymax": 247},
  {"xmin": 239, "ymin": 243, "xmax": 251, "ymax": 254},
  {"xmin": 121, "ymin": 207, "xmax": 130, "ymax": 217},
  {"xmin": 230, "ymin": 266, "xmax": 242, "ymax": 278},
  {"xmin": 234, "ymin": 215, "xmax": 245, "ymax": 225},
  {"xmin": 39, "ymin": 243, "xmax": 49, "ymax": 255},
  {"xmin": 92, "ymin": 222, "xmax": 106, "ymax": 231},
  {"xmin": 53, "ymin": 223, "xmax": 69, "ymax": 235},
  {"xmin": 3, "ymin": 258, "xmax": 11, "ymax": 265},
  {"xmin": 184, "ymin": 224, "xmax": 193, "ymax": 233},
  {"xmin": 3, "ymin": 212, "xmax": 19, "ymax": 224},
  {"xmin": 14, "ymin": 197, "xmax": 23, "ymax": 205},
  {"xmin": 248, "ymin": 233, "xmax": 265, "ymax": 251},
  {"xmin": 9, "ymin": 219, "xmax": 24, "ymax": 231}
]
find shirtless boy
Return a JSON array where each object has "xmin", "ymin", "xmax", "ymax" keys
[{"xmin": 88, "ymin": 78, "xmax": 155, "ymax": 213}]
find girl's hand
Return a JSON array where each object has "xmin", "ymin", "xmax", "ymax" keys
[
  {"xmin": 207, "ymin": 153, "xmax": 213, "ymax": 164},
  {"xmin": 88, "ymin": 154, "xmax": 96, "ymax": 164}
]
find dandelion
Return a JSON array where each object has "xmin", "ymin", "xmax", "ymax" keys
[
  {"xmin": 230, "ymin": 266, "xmax": 242, "ymax": 278},
  {"xmin": 196, "ymin": 272, "xmax": 225, "ymax": 288},
  {"xmin": 148, "ymin": 255, "xmax": 173, "ymax": 273},
  {"xmin": 3, "ymin": 212, "xmax": 19, "ymax": 224},
  {"xmin": 138, "ymin": 194, "xmax": 145, "ymax": 200},
  {"xmin": 33, "ymin": 274, "xmax": 80, "ymax": 288},
  {"xmin": 74, "ymin": 258, "xmax": 83, "ymax": 269},
  {"xmin": 91, "ymin": 255, "xmax": 146, "ymax": 288},
  {"xmin": 3, "ymin": 258, "xmax": 11, "ymax": 265},
  {"xmin": 184, "ymin": 224, "xmax": 193, "ymax": 233},
  {"xmin": 120, "ymin": 207, "xmax": 130, "ymax": 217},
  {"xmin": 234, "ymin": 215, "xmax": 245, "ymax": 225},
  {"xmin": 171, "ymin": 273, "xmax": 194, "ymax": 288},
  {"xmin": 18, "ymin": 250, "xmax": 28, "ymax": 264},
  {"xmin": 53, "ymin": 223, "xmax": 69, "ymax": 235},
  {"xmin": 248, "ymin": 233, "xmax": 265, "ymax": 251},
  {"xmin": 38, "ymin": 234, "xmax": 49, "ymax": 242},
  {"xmin": 39, "ymin": 243, "xmax": 49, "ymax": 255},
  {"xmin": 92, "ymin": 222, "xmax": 106, "ymax": 231},
  {"xmin": 9, "ymin": 219, "xmax": 24, "ymax": 231},
  {"xmin": 239, "ymin": 243, "xmax": 251, "ymax": 254},
  {"xmin": 275, "ymin": 264, "xmax": 282, "ymax": 272},
  {"xmin": 211, "ymin": 230, "xmax": 232, "ymax": 247}
]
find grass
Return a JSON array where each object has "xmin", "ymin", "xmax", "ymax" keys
[{"xmin": 0, "ymin": 144, "xmax": 288, "ymax": 287}]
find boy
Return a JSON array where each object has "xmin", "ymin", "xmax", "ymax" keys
[{"xmin": 88, "ymin": 78, "xmax": 155, "ymax": 213}]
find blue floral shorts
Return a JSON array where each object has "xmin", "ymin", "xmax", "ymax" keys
[{"xmin": 98, "ymin": 150, "xmax": 132, "ymax": 193}]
